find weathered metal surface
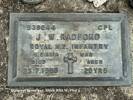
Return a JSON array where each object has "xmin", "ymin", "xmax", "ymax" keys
[{"xmin": 8, "ymin": 13, "xmax": 131, "ymax": 87}]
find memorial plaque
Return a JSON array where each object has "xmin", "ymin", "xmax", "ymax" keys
[{"xmin": 8, "ymin": 13, "xmax": 132, "ymax": 86}]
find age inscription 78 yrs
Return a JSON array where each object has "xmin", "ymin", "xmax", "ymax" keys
[{"xmin": 8, "ymin": 13, "xmax": 132, "ymax": 87}]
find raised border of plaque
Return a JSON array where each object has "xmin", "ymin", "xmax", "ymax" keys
[{"xmin": 8, "ymin": 13, "xmax": 132, "ymax": 87}]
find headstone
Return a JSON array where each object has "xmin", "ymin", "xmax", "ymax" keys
[{"xmin": 8, "ymin": 13, "xmax": 131, "ymax": 86}]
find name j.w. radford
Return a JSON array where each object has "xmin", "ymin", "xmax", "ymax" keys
[{"xmin": 35, "ymin": 33, "xmax": 100, "ymax": 41}]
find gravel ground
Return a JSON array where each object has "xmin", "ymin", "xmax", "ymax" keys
[{"xmin": 0, "ymin": 0, "xmax": 133, "ymax": 100}]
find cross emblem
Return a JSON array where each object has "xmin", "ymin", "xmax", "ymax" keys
[{"xmin": 64, "ymin": 53, "xmax": 77, "ymax": 74}]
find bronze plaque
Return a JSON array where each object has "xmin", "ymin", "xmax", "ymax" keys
[{"xmin": 8, "ymin": 13, "xmax": 131, "ymax": 86}]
